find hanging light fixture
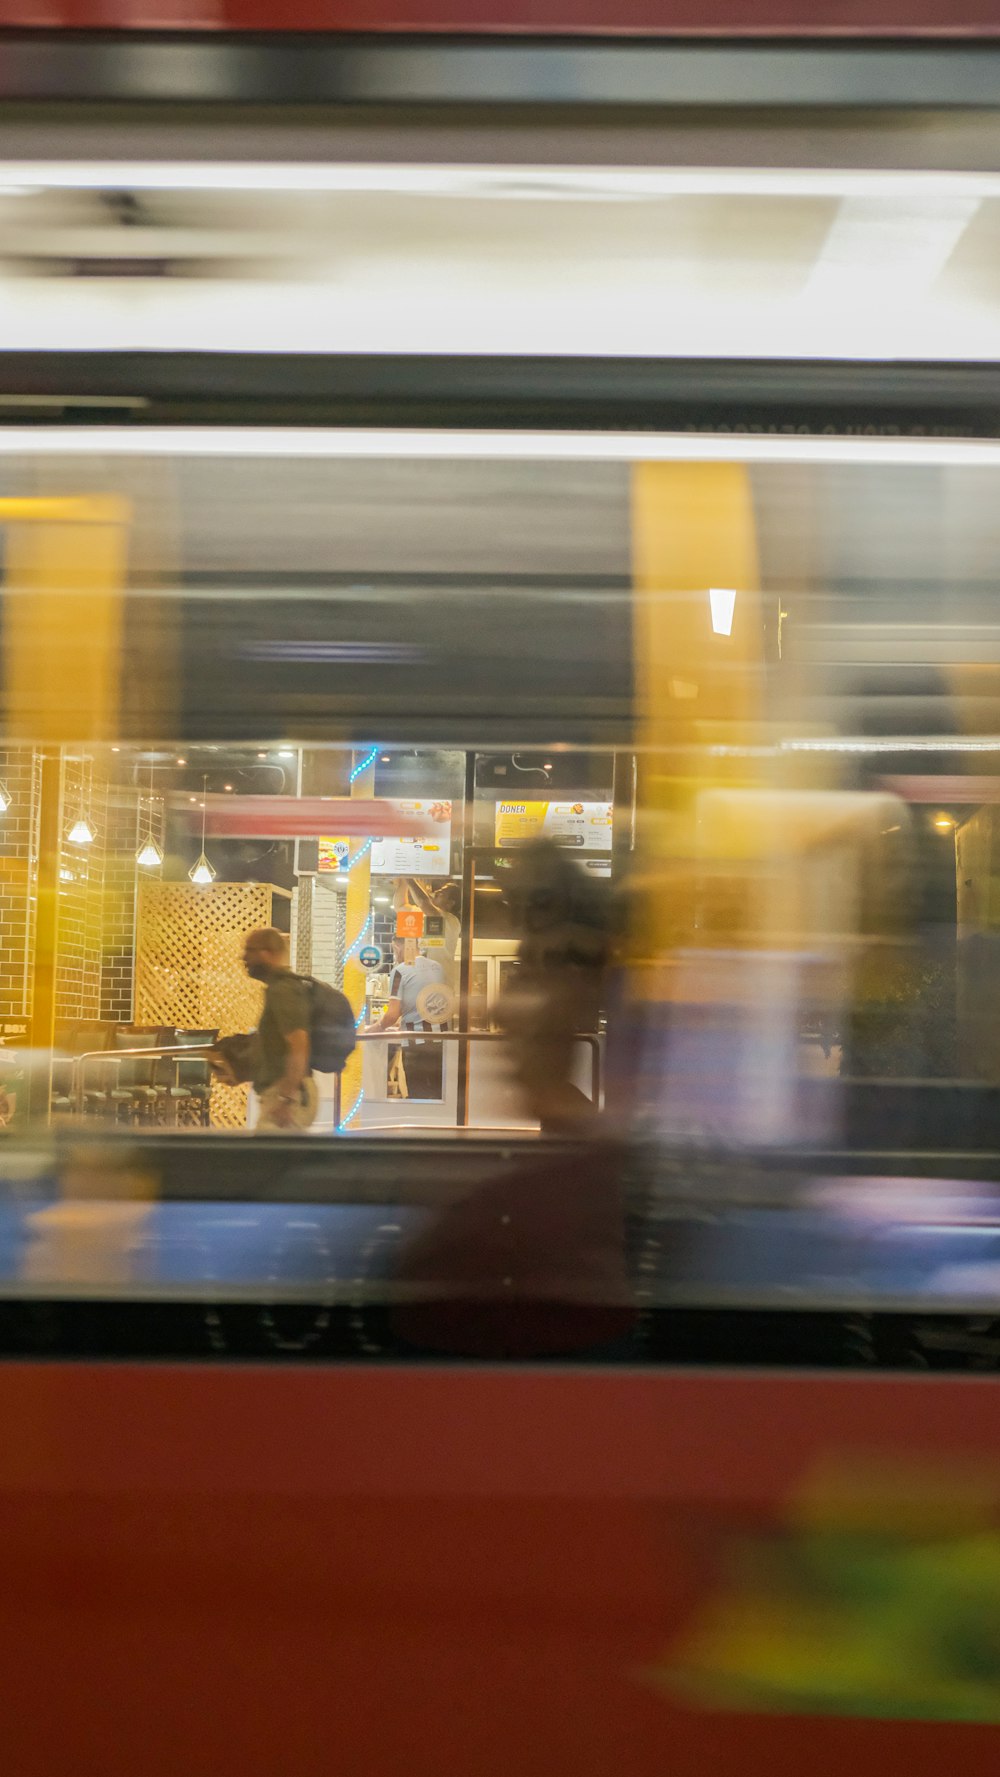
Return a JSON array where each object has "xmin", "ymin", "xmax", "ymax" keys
[
  {"xmin": 0, "ymin": 781, "xmax": 11, "ymax": 815},
  {"xmin": 136, "ymin": 753, "xmax": 163, "ymax": 870},
  {"xmin": 66, "ymin": 754, "xmax": 96, "ymax": 846},
  {"xmin": 188, "ymin": 775, "xmax": 216, "ymax": 886}
]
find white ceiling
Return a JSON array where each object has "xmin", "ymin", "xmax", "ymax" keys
[{"xmin": 0, "ymin": 163, "xmax": 1000, "ymax": 357}]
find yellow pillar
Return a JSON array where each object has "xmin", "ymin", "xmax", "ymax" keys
[
  {"xmin": 0, "ymin": 497, "xmax": 129, "ymax": 1103},
  {"xmin": 0, "ymin": 497, "xmax": 129, "ymax": 745},
  {"xmin": 630, "ymin": 461, "xmax": 764, "ymax": 961},
  {"xmin": 338, "ymin": 746, "xmax": 376, "ymax": 1130}
]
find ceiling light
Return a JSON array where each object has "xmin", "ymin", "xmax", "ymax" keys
[
  {"xmin": 188, "ymin": 775, "xmax": 216, "ymax": 886},
  {"xmin": 709, "ymin": 587, "xmax": 737, "ymax": 637},
  {"xmin": 8, "ymin": 426, "xmax": 1000, "ymax": 470},
  {"xmin": 67, "ymin": 817, "xmax": 96, "ymax": 846},
  {"xmin": 189, "ymin": 855, "xmax": 216, "ymax": 886},
  {"xmin": 136, "ymin": 835, "xmax": 164, "ymax": 869},
  {"xmin": 0, "ymin": 781, "xmax": 11, "ymax": 814},
  {"xmin": 933, "ymin": 814, "xmax": 956, "ymax": 831},
  {"xmin": 6, "ymin": 164, "xmax": 1000, "ymax": 200},
  {"xmin": 136, "ymin": 757, "xmax": 163, "ymax": 869},
  {"xmin": 783, "ymin": 737, "xmax": 1000, "ymax": 754}
]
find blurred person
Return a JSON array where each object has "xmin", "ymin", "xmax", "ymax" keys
[
  {"xmin": 390, "ymin": 1134, "xmax": 637, "ymax": 1360},
  {"xmin": 499, "ymin": 838, "xmax": 612, "ymax": 1134},
  {"xmin": 368, "ymin": 938, "xmax": 447, "ymax": 1100},
  {"xmin": 241, "ymin": 927, "xmax": 318, "ymax": 1132}
]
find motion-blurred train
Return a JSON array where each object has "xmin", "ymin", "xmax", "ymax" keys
[{"xmin": 3, "ymin": 29, "xmax": 1000, "ymax": 1775}]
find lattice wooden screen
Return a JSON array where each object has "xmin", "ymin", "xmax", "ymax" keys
[{"xmin": 135, "ymin": 880, "xmax": 272, "ymax": 1129}]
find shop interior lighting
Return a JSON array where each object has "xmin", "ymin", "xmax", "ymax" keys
[
  {"xmin": 136, "ymin": 754, "xmax": 164, "ymax": 870},
  {"xmin": 189, "ymin": 776, "xmax": 216, "ymax": 886},
  {"xmin": 709, "ymin": 587, "xmax": 737, "ymax": 637},
  {"xmin": 189, "ymin": 856, "xmax": 216, "ymax": 886},
  {"xmin": 350, "ymin": 746, "xmax": 379, "ymax": 784},
  {"xmin": 782, "ymin": 736, "xmax": 1000, "ymax": 754},
  {"xmin": 0, "ymin": 781, "xmax": 11, "ymax": 814},
  {"xmin": 136, "ymin": 835, "xmax": 164, "ymax": 869},
  {"xmin": 67, "ymin": 758, "xmax": 96, "ymax": 848}
]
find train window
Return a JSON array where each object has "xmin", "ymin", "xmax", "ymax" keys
[{"xmin": 1, "ymin": 435, "xmax": 1000, "ymax": 1360}]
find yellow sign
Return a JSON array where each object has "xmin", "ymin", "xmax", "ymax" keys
[{"xmin": 494, "ymin": 800, "xmax": 612, "ymax": 851}]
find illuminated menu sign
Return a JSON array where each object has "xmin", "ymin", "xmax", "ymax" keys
[
  {"xmin": 495, "ymin": 800, "xmax": 612, "ymax": 851},
  {"xmin": 319, "ymin": 799, "xmax": 452, "ymax": 877}
]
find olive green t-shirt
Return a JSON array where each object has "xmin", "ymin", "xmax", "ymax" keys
[{"xmin": 254, "ymin": 970, "xmax": 311, "ymax": 1092}]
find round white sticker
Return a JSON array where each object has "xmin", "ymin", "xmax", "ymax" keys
[{"xmin": 416, "ymin": 983, "xmax": 455, "ymax": 1024}]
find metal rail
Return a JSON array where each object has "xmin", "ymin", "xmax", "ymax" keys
[
  {"xmin": 333, "ymin": 1029, "xmax": 603, "ymax": 1132},
  {"xmin": 68, "ymin": 1031, "xmax": 603, "ymax": 1131},
  {"xmin": 71, "ymin": 1045, "xmax": 208, "ymax": 1114}
]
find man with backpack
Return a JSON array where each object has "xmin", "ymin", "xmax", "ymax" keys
[
  {"xmin": 241, "ymin": 927, "xmax": 318, "ymax": 1130},
  {"xmin": 205, "ymin": 928, "xmax": 356, "ymax": 1133}
]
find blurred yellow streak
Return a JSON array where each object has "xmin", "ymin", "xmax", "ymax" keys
[{"xmin": 0, "ymin": 494, "xmax": 129, "ymax": 745}]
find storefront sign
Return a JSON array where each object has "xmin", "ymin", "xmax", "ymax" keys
[
  {"xmin": 319, "ymin": 805, "xmax": 452, "ymax": 875},
  {"xmin": 495, "ymin": 799, "xmax": 612, "ymax": 851},
  {"xmin": 371, "ymin": 800, "xmax": 452, "ymax": 877},
  {"xmin": 396, "ymin": 907, "xmax": 424, "ymax": 939}
]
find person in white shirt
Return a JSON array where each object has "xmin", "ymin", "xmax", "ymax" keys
[{"xmin": 369, "ymin": 940, "xmax": 447, "ymax": 1099}]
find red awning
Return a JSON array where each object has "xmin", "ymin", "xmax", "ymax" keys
[{"xmin": 175, "ymin": 796, "xmax": 433, "ymax": 838}]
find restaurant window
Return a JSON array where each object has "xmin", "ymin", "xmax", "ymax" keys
[{"xmin": 0, "ymin": 742, "xmax": 615, "ymax": 1138}]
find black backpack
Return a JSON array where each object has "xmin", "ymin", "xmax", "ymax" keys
[{"xmin": 300, "ymin": 975, "xmax": 356, "ymax": 1075}]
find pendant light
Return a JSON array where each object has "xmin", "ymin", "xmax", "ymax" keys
[
  {"xmin": 0, "ymin": 781, "xmax": 11, "ymax": 815},
  {"xmin": 66, "ymin": 757, "xmax": 96, "ymax": 846},
  {"xmin": 136, "ymin": 754, "xmax": 164, "ymax": 870},
  {"xmin": 189, "ymin": 775, "xmax": 216, "ymax": 886}
]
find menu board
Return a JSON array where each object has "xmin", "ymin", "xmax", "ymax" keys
[
  {"xmin": 319, "ymin": 800, "xmax": 452, "ymax": 878},
  {"xmin": 495, "ymin": 800, "xmax": 612, "ymax": 851}
]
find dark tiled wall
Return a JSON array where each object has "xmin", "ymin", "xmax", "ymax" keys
[
  {"xmin": 0, "ymin": 748, "xmax": 38, "ymax": 1021},
  {"xmin": 57, "ymin": 757, "xmax": 103, "ymax": 1025},
  {"xmin": 100, "ymin": 788, "xmax": 146, "ymax": 1024},
  {"xmin": 0, "ymin": 749, "xmax": 150, "ymax": 1030}
]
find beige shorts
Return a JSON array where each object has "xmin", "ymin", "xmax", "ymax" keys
[{"xmin": 255, "ymin": 1077, "xmax": 319, "ymax": 1133}]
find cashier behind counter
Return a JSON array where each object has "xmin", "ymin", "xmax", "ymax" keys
[{"xmin": 369, "ymin": 940, "xmax": 449, "ymax": 1099}]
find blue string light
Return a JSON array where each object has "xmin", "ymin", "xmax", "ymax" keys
[
  {"xmin": 349, "ymin": 746, "xmax": 379, "ymax": 785},
  {"xmin": 347, "ymin": 836, "xmax": 373, "ymax": 870},
  {"xmin": 338, "ymin": 1088, "xmax": 363, "ymax": 1134},
  {"xmin": 344, "ymin": 911, "xmax": 373, "ymax": 962}
]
